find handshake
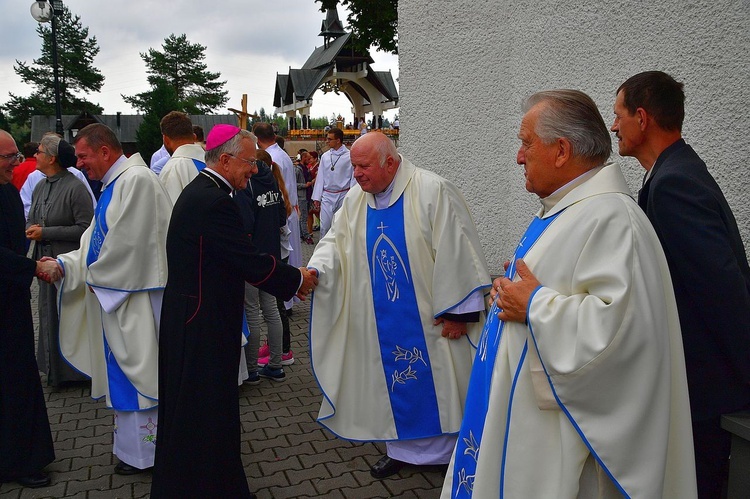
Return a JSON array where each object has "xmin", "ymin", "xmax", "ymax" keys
[
  {"xmin": 35, "ymin": 257, "xmax": 63, "ymax": 283},
  {"xmin": 295, "ymin": 267, "xmax": 319, "ymax": 300}
]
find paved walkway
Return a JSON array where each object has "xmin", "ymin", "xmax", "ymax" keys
[{"xmin": 1, "ymin": 236, "xmax": 445, "ymax": 499}]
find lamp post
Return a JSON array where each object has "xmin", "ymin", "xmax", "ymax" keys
[{"xmin": 30, "ymin": 0, "xmax": 64, "ymax": 136}]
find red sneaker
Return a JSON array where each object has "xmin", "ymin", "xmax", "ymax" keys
[{"xmin": 258, "ymin": 343, "xmax": 270, "ymax": 358}]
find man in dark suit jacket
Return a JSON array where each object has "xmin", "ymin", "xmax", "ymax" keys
[
  {"xmin": 612, "ymin": 71, "xmax": 750, "ymax": 499},
  {"xmin": 151, "ymin": 125, "xmax": 318, "ymax": 499},
  {"xmin": 0, "ymin": 130, "xmax": 55, "ymax": 489}
]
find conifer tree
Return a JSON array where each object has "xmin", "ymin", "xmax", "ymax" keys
[
  {"xmin": 2, "ymin": 6, "xmax": 104, "ymax": 136},
  {"xmin": 123, "ymin": 34, "xmax": 228, "ymax": 115},
  {"xmin": 316, "ymin": 0, "xmax": 398, "ymax": 54}
]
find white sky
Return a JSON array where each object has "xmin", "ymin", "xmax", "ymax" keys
[{"xmin": 0, "ymin": 0, "xmax": 399, "ymax": 122}]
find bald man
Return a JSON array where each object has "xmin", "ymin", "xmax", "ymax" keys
[
  {"xmin": 308, "ymin": 132, "xmax": 491, "ymax": 479},
  {"xmin": 0, "ymin": 130, "xmax": 54, "ymax": 488}
]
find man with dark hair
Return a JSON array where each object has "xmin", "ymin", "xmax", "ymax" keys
[
  {"xmin": 157, "ymin": 111, "xmax": 205, "ymax": 203},
  {"xmin": 192, "ymin": 125, "xmax": 205, "ymax": 149},
  {"xmin": 311, "ymin": 127, "xmax": 354, "ymax": 237},
  {"xmin": 612, "ymin": 70, "xmax": 750, "ymax": 498},
  {"xmin": 38, "ymin": 123, "xmax": 173, "ymax": 476},
  {"xmin": 442, "ymin": 90, "xmax": 696, "ymax": 498}
]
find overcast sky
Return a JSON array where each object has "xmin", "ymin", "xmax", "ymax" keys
[{"xmin": 0, "ymin": 0, "xmax": 399, "ymax": 122}]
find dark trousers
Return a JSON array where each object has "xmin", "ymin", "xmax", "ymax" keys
[{"xmin": 693, "ymin": 416, "xmax": 731, "ymax": 499}]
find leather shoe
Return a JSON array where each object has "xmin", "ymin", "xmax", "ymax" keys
[
  {"xmin": 17, "ymin": 471, "xmax": 50, "ymax": 488},
  {"xmin": 370, "ymin": 455, "xmax": 405, "ymax": 479},
  {"xmin": 114, "ymin": 462, "xmax": 151, "ymax": 475}
]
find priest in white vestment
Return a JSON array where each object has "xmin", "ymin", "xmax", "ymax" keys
[
  {"xmin": 311, "ymin": 127, "xmax": 355, "ymax": 237},
  {"xmin": 308, "ymin": 132, "xmax": 491, "ymax": 479},
  {"xmin": 157, "ymin": 111, "xmax": 206, "ymax": 204},
  {"xmin": 441, "ymin": 90, "xmax": 696, "ymax": 498},
  {"xmin": 42, "ymin": 124, "xmax": 173, "ymax": 475}
]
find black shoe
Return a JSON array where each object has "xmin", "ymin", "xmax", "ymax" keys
[
  {"xmin": 17, "ymin": 471, "xmax": 50, "ymax": 488},
  {"xmin": 370, "ymin": 455, "xmax": 405, "ymax": 479},
  {"xmin": 114, "ymin": 461, "xmax": 151, "ymax": 475}
]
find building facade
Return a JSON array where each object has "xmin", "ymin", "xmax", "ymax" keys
[{"xmin": 399, "ymin": 0, "xmax": 750, "ymax": 271}]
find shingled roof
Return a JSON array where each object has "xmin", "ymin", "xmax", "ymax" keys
[
  {"xmin": 31, "ymin": 112, "xmax": 236, "ymax": 143},
  {"xmin": 274, "ymin": 8, "xmax": 398, "ymax": 115}
]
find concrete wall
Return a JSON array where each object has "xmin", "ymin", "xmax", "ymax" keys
[{"xmin": 398, "ymin": 0, "xmax": 750, "ymax": 273}]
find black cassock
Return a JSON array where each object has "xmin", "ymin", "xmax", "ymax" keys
[
  {"xmin": 151, "ymin": 170, "xmax": 300, "ymax": 498},
  {"xmin": 0, "ymin": 183, "xmax": 54, "ymax": 481}
]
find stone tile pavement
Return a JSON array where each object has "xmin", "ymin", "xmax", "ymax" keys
[{"xmin": 1, "ymin": 235, "xmax": 445, "ymax": 498}]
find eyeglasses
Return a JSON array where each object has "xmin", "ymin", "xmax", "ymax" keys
[
  {"xmin": 36, "ymin": 149, "xmax": 47, "ymax": 155},
  {"xmin": 0, "ymin": 152, "xmax": 24, "ymax": 163},
  {"xmin": 227, "ymin": 154, "xmax": 257, "ymax": 167}
]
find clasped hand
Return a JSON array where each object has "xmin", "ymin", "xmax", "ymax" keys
[
  {"xmin": 35, "ymin": 257, "xmax": 63, "ymax": 283},
  {"xmin": 296, "ymin": 267, "xmax": 319, "ymax": 300},
  {"xmin": 25, "ymin": 224, "xmax": 43, "ymax": 241},
  {"xmin": 490, "ymin": 259, "xmax": 540, "ymax": 323}
]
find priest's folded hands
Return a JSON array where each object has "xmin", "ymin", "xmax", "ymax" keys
[{"xmin": 493, "ymin": 259, "xmax": 540, "ymax": 323}]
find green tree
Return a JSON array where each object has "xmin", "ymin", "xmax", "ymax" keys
[
  {"xmin": 272, "ymin": 114, "xmax": 288, "ymax": 136},
  {"xmin": 134, "ymin": 80, "xmax": 181, "ymax": 164},
  {"xmin": 315, "ymin": 0, "xmax": 398, "ymax": 54},
  {"xmin": 2, "ymin": 6, "xmax": 104, "ymax": 133},
  {"xmin": 310, "ymin": 117, "xmax": 330, "ymax": 128},
  {"xmin": 0, "ymin": 109, "xmax": 11, "ymax": 134},
  {"xmin": 123, "ymin": 34, "xmax": 228, "ymax": 115}
]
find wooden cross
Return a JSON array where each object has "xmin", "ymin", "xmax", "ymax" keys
[{"xmin": 228, "ymin": 94, "xmax": 259, "ymax": 130}]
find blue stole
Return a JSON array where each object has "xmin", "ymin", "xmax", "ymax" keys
[
  {"xmin": 86, "ymin": 175, "xmax": 118, "ymax": 267},
  {"xmin": 451, "ymin": 212, "xmax": 562, "ymax": 498},
  {"xmin": 191, "ymin": 158, "xmax": 206, "ymax": 172},
  {"xmin": 366, "ymin": 196, "xmax": 442, "ymax": 438},
  {"xmin": 86, "ymin": 175, "xmax": 148, "ymax": 411}
]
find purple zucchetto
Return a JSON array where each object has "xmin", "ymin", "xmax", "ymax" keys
[{"xmin": 206, "ymin": 124, "xmax": 241, "ymax": 151}]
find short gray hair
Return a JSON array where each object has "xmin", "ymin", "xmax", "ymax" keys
[
  {"xmin": 523, "ymin": 90, "xmax": 611, "ymax": 166},
  {"xmin": 374, "ymin": 136, "xmax": 398, "ymax": 168},
  {"xmin": 204, "ymin": 129, "xmax": 256, "ymax": 166},
  {"xmin": 40, "ymin": 134, "xmax": 62, "ymax": 157}
]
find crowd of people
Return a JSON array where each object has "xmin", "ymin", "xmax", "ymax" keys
[{"xmin": 1, "ymin": 71, "xmax": 749, "ymax": 499}]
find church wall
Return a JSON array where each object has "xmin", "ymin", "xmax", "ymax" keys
[{"xmin": 398, "ymin": 0, "xmax": 750, "ymax": 274}]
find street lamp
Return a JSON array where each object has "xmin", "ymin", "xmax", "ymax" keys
[{"xmin": 30, "ymin": 0, "xmax": 64, "ymax": 136}]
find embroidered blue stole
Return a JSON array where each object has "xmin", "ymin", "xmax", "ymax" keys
[
  {"xmin": 86, "ymin": 175, "xmax": 146, "ymax": 411},
  {"xmin": 451, "ymin": 212, "xmax": 562, "ymax": 498},
  {"xmin": 366, "ymin": 196, "xmax": 442, "ymax": 438},
  {"xmin": 191, "ymin": 158, "xmax": 206, "ymax": 172},
  {"xmin": 86, "ymin": 176, "xmax": 118, "ymax": 267}
]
